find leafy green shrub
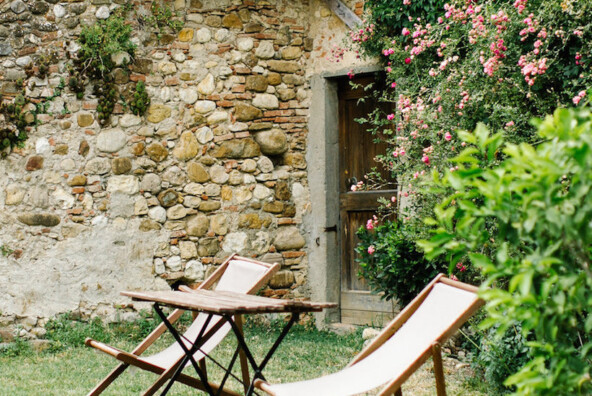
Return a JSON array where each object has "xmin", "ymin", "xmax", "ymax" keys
[
  {"xmin": 75, "ymin": 8, "xmax": 136, "ymax": 79},
  {"xmin": 358, "ymin": 0, "xmax": 446, "ymax": 55},
  {"xmin": 355, "ymin": 220, "xmax": 450, "ymax": 304},
  {"xmin": 420, "ymin": 104, "xmax": 592, "ymax": 394},
  {"xmin": 0, "ymin": 336, "xmax": 31, "ymax": 358},
  {"xmin": 129, "ymin": 81, "xmax": 150, "ymax": 116},
  {"xmin": 471, "ymin": 324, "xmax": 530, "ymax": 394}
]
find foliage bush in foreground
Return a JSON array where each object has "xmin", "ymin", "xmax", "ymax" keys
[
  {"xmin": 419, "ymin": 104, "xmax": 592, "ymax": 394},
  {"xmin": 355, "ymin": 220, "xmax": 448, "ymax": 305}
]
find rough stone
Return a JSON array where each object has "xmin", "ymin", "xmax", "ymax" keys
[
  {"xmin": 253, "ymin": 184, "xmax": 272, "ymax": 199},
  {"xmin": 198, "ymin": 238, "xmax": 219, "ymax": 256},
  {"xmin": 234, "ymin": 102, "xmax": 262, "ymax": 121},
  {"xmin": 17, "ymin": 213, "xmax": 60, "ymax": 227},
  {"xmin": 173, "ymin": 131, "xmax": 200, "ymax": 161},
  {"xmin": 207, "ymin": 111, "xmax": 228, "ymax": 125},
  {"xmin": 162, "ymin": 166, "xmax": 187, "ymax": 186},
  {"xmin": 140, "ymin": 173, "xmax": 161, "ymax": 194},
  {"xmin": 254, "ymin": 129, "xmax": 288, "ymax": 155},
  {"xmin": 10, "ymin": 0, "xmax": 26, "ymax": 14},
  {"xmin": 180, "ymin": 241, "xmax": 197, "ymax": 259},
  {"xmin": 222, "ymin": 232, "xmax": 248, "ymax": 252},
  {"xmin": 255, "ymin": 41, "xmax": 275, "ymax": 59},
  {"xmin": 267, "ymin": 73, "xmax": 282, "ymax": 86},
  {"xmin": 196, "ymin": 126, "xmax": 214, "ymax": 144},
  {"xmin": 95, "ymin": 5, "xmax": 110, "ymax": 19},
  {"xmin": 134, "ymin": 197, "xmax": 148, "ymax": 215},
  {"xmin": 166, "ymin": 256, "xmax": 183, "ymax": 272},
  {"xmin": 107, "ymin": 176, "xmax": 139, "ymax": 195},
  {"xmin": 273, "ymin": 226, "xmax": 305, "ymax": 250},
  {"xmin": 184, "ymin": 183, "xmax": 205, "ymax": 196},
  {"xmin": 214, "ymin": 28, "xmax": 229, "ymax": 42},
  {"xmin": 199, "ymin": 200, "xmax": 221, "ymax": 212},
  {"xmin": 210, "ymin": 214, "xmax": 228, "ymax": 235},
  {"xmin": 79, "ymin": 140, "xmax": 90, "ymax": 157},
  {"xmin": 167, "ymin": 204, "xmax": 187, "ymax": 220},
  {"xmin": 195, "ymin": 27, "xmax": 211, "ymax": 43},
  {"xmin": 187, "ymin": 162, "xmax": 210, "ymax": 183},
  {"xmin": 112, "ymin": 158, "xmax": 132, "ymax": 175},
  {"xmin": 0, "ymin": 44, "xmax": 13, "ymax": 57},
  {"xmin": 281, "ymin": 46, "xmax": 302, "ymax": 60},
  {"xmin": 283, "ymin": 152, "xmax": 306, "ymax": 169},
  {"xmin": 245, "ymin": 75, "xmax": 268, "ymax": 92},
  {"xmin": 53, "ymin": 4, "xmax": 66, "ymax": 18},
  {"xmin": 257, "ymin": 156, "xmax": 274, "ymax": 173},
  {"xmin": 252, "ymin": 94, "xmax": 279, "ymax": 109},
  {"xmin": 209, "ymin": 164, "xmax": 229, "ymax": 184},
  {"xmin": 26, "ymin": 156, "xmax": 44, "ymax": 171},
  {"xmin": 179, "ymin": 88, "xmax": 198, "ymax": 104},
  {"xmin": 263, "ymin": 201, "xmax": 284, "ymax": 213},
  {"xmin": 159, "ymin": 62, "xmax": 177, "ymax": 75},
  {"xmin": 85, "ymin": 158, "xmax": 111, "ymax": 174},
  {"xmin": 267, "ymin": 60, "xmax": 300, "ymax": 73},
  {"xmin": 269, "ymin": 271, "xmax": 295, "ymax": 288},
  {"xmin": 277, "ymin": 88, "xmax": 296, "ymax": 101},
  {"xmin": 146, "ymin": 143, "xmax": 169, "ymax": 162},
  {"xmin": 240, "ymin": 159, "xmax": 257, "ymax": 173},
  {"xmin": 111, "ymin": 51, "xmax": 131, "ymax": 66},
  {"xmin": 205, "ymin": 15, "xmax": 221, "ymax": 27},
  {"xmin": 97, "ymin": 129, "xmax": 127, "ymax": 153},
  {"xmin": 185, "ymin": 260, "xmax": 204, "ymax": 281},
  {"xmin": 140, "ymin": 219, "xmax": 161, "ymax": 231},
  {"xmin": 187, "ymin": 214, "xmax": 209, "ymax": 236},
  {"xmin": 197, "ymin": 74, "xmax": 215, "ymax": 95},
  {"xmin": 222, "ymin": 13, "xmax": 243, "ymax": 29},
  {"xmin": 158, "ymin": 189, "xmax": 180, "ymax": 207},
  {"xmin": 148, "ymin": 206, "xmax": 167, "ymax": 223},
  {"xmin": 282, "ymin": 74, "xmax": 304, "ymax": 86},
  {"xmin": 5, "ymin": 184, "xmax": 25, "ymax": 205},
  {"xmin": 194, "ymin": 100, "xmax": 216, "ymax": 114},
  {"xmin": 147, "ymin": 104, "xmax": 171, "ymax": 123},
  {"xmin": 119, "ymin": 114, "xmax": 141, "ymax": 127},
  {"xmin": 178, "ymin": 28, "xmax": 194, "ymax": 42},
  {"xmin": 239, "ymin": 213, "xmax": 262, "ymax": 229},
  {"xmin": 237, "ymin": 37, "xmax": 254, "ymax": 52},
  {"xmin": 67, "ymin": 175, "xmax": 87, "ymax": 186},
  {"xmin": 212, "ymin": 138, "xmax": 261, "ymax": 159}
]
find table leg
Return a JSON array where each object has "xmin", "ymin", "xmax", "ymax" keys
[
  {"xmin": 225, "ymin": 313, "xmax": 300, "ymax": 396},
  {"xmin": 153, "ymin": 304, "xmax": 216, "ymax": 396}
]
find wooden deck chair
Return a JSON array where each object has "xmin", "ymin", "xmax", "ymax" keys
[
  {"xmin": 85, "ymin": 253, "xmax": 279, "ymax": 396},
  {"xmin": 255, "ymin": 274, "xmax": 483, "ymax": 396}
]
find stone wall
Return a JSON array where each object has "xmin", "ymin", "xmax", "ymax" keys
[{"xmin": 0, "ymin": 0, "xmax": 327, "ymax": 333}]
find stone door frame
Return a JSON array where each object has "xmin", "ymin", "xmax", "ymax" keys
[{"xmin": 305, "ymin": 65, "xmax": 382, "ymax": 326}]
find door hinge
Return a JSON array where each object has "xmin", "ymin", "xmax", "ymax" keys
[{"xmin": 324, "ymin": 225, "xmax": 337, "ymax": 232}]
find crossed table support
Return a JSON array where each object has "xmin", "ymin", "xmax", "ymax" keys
[{"xmin": 122, "ymin": 289, "xmax": 336, "ymax": 396}]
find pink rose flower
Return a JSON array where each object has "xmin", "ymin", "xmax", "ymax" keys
[{"xmin": 368, "ymin": 245, "xmax": 375, "ymax": 255}]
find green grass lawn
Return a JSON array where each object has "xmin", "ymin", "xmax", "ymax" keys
[{"xmin": 0, "ymin": 314, "xmax": 485, "ymax": 395}]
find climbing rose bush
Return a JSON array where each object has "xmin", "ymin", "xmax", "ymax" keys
[{"xmin": 348, "ymin": 0, "xmax": 592, "ymax": 222}]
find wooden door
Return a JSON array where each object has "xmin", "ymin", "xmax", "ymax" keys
[{"xmin": 338, "ymin": 75, "xmax": 398, "ymax": 326}]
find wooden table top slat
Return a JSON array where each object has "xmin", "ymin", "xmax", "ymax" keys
[{"xmin": 121, "ymin": 289, "xmax": 337, "ymax": 315}]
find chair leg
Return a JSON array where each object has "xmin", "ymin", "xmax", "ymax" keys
[
  {"xmin": 199, "ymin": 358, "xmax": 208, "ymax": 384},
  {"xmin": 235, "ymin": 314, "xmax": 251, "ymax": 394},
  {"xmin": 432, "ymin": 342, "xmax": 447, "ymax": 396},
  {"xmin": 86, "ymin": 363, "xmax": 128, "ymax": 396}
]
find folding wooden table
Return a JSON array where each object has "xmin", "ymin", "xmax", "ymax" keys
[{"xmin": 122, "ymin": 289, "xmax": 336, "ymax": 396}]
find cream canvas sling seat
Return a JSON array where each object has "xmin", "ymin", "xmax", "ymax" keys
[
  {"xmin": 255, "ymin": 274, "xmax": 483, "ymax": 396},
  {"xmin": 85, "ymin": 253, "xmax": 279, "ymax": 396}
]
